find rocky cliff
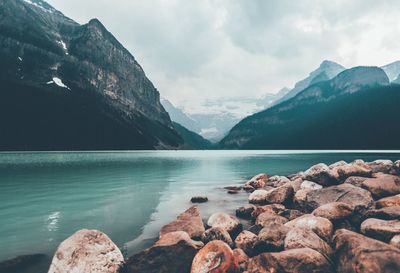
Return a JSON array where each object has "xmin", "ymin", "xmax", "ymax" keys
[{"xmin": 0, "ymin": 0, "xmax": 183, "ymax": 150}]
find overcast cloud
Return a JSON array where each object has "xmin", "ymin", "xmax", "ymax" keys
[{"xmin": 47, "ymin": 0, "xmax": 400, "ymax": 112}]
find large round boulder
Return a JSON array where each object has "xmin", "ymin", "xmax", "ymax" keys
[
  {"xmin": 207, "ymin": 212, "xmax": 242, "ymax": 236},
  {"xmin": 191, "ymin": 240, "xmax": 239, "ymax": 273},
  {"xmin": 362, "ymin": 174, "xmax": 400, "ymax": 199},
  {"xmin": 365, "ymin": 206, "xmax": 400, "ymax": 220},
  {"xmin": 249, "ymin": 184, "xmax": 293, "ymax": 205},
  {"xmin": 334, "ymin": 229, "xmax": 400, "ymax": 273},
  {"xmin": 255, "ymin": 222, "xmax": 288, "ymax": 253},
  {"xmin": 284, "ymin": 214, "xmax": 333, "ymax": 241},
  {"xmin": 284, "ymin": 228, "xmax": 333, "ymax": 258},
  {"xmin": 234, "ymin": 230, "xmax": 257, "ymax": 256},
  {"xmin": 367, "ymin": 160, "xmax": 395, "ymax": 174},
  {"xmin": 255, "ymin": 211, "xmax": 288, "ymax": 227},
  {"xmin": 376, "ymin": 194, "xmax": 400, "ymax": 208},
  {"xmin": 202, "ymin": 227, "xmax": 233, "ymax": 248},
  {"xmin": 244, "ymin": 173, "xmax": 268, "ymax": 190},
  {"xmin": 48, "ymin": 229, "xmax": 124, "ymax": 273},
  {"xmin": 360, "ymin": 218, "xmax": 400, "ymax": 242},
  {"xmin": 312, "ymin": 202, "xmax": 353, "ymax": 222},
  {"xmin": 303, "ymin": 163, "xmax": 338, "ymax": 186},
  {"xmin": 246, "ymin": 248, "xmax": 334, "ymax": 273}
]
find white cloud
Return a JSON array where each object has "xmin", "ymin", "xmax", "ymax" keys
[{"xmin": 47, "ymin": 0, "xmax": 400, "ymax": 110}]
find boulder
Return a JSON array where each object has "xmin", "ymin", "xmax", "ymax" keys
[
  {"xmin": 235, "ymin": 204, "xmax": 256, "ymax": 219},
  {"xmin": 126, "ymin": 231, "xmax": 203, "ymax": 273},
  {"xmin": 233, "ymin": 248, "xmax": 248, "ymax": 271},
  {"xmin": 329, "ymin": 160, "xmax": 348, "ymax": 169},
  {"xmin": 293, "ymin": 189, "xmax": 313, "ymax": 211},
  {"xmin": 246, "ymin": 248, "xmax": 334, "ymax": 273},
  {"xmin": 331, "ymin": 162, "xmax": 372, "ymax": 181},
  {"xmin": 190, "ymin": 196, "xmax": 208, "ymax": 203},
  {"xmin": 207, "ymin": 212, "xmax": 242, "ymax": 236},
  {"xmin": 298, "ymin": 184, "xmax": 374, "ymax": 212},
  {"xmin": 284, "ymin": 214, "xmax": 333, "ymax": 241},
  {"xmin": 395, "ymin": 160, "xmax": 400, "ymax": 175},
  {"xmin": 390, "ymin": 234, "xmax": 400, "ymax": 248},
  {"xmin": 251, "ymin": 204, "xmax": 285, "ymax": 219},
  {"xmin": 291, "ymin": 177, "xmax": 303, "ymax": 192},
  {"xmin": 284, "ymin": 227, "xmax": 333, "ymax": 258},
  {"xmin": 48, "ymin": 229, "xmax": 124, "ymax": 273},
  {"xmin": 234, "ymin": 230, "xmax": 257, "ymax": 256},
  {"xmin": 227, "ymin": 190, "xmax": 240, "ymax": 194},
  {"xmin": 201, "ymin": 227, "xmax": 233, "ymax": 248},
  {"xmin": 267, "ymin": 175, "xmax": 291, "ymax": 187},
  {"xmin": 255, "ymin": 222, "xmax": 288, "ymax": 253},
  {"xmin": 312, "ymin": 202, "xmax": 353, "ymax": 222},
  {"xmin": 191, "ymin": 240, "xmax": 239, "ymax": 273},
  {"xmin": 244, "ymin": 173, "xmax": 268, "ymax": 190},
  {"xmin": 376, "ymin": 194, "xmax": 400, "ymax": 208},
  {"xmin": 360, "ymin": 218, "xmax": 400, "ymax": 242},
  {"xmin": 255, "ymin": 211, "xmax": 288, "ymax": 227},
  {"xmin": 334, "ymin": 229, "xmax": 400, "ymax": 273},
  {"xmin": 368, "ymin": 160, "xmax": 394, "ymax": 174},
  {"xmin": 224, "ymin": 186, "xmax": 242, "ymax": 191},
  {"xmin": 160, "ymin": 206, "xmax": 205, "ymax": 239},
  {"xmin": 300, "ymin": 180, "xmax": 323, "ymax": 190},
  {"xmin": 344, "ymin": 176, "xmax": 369, "ymax": 187},
  {"xmin": 279, "ymin": 209, "xmax": 304, "ymax": 221},
  {"xmin": 362, "ymin": 174, "xmax": 400, "ymax": 199},
  {"xmin": 249, "ymin": 184, "xmax": 293, "ymax": 205},
  {"xmin": 365, "ymin": 206, "xmax": 400, "ymax": 220},
  {"xmin": 303, "ymin": 163, "xmax": 338, "ymax": 186}
]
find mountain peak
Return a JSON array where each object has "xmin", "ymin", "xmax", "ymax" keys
[{"xmin": 319, "ymin": 60, "xmax": 344, "ymax": 69}]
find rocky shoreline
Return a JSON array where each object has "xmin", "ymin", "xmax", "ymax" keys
[{"xmin": 3, "ymin": 159, "xmax": 400, "ymax": 273}]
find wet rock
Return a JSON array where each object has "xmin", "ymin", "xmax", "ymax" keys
[
  {"xmin": 255, "ymin": 222, "xmax": 288, "ymax": 253},
  {"xmin": 202, "ymin": 227, "xmax": 234, "ymax": 248},
  {"xmin": 334, "ymin": 229, "xmax": 400, "ymax": 273},
  {"xmin": 267, "ymin": 175, "xmax": 291, "ymax": 187},
  {"xmin": 251, "ymin": 204, "xmax": 285, "ymax": 219},
  {"xmin": 303, "ymin": 163, "xmax": 338, "ymax": 186},
  {"xmin": 48, "ymin": 229, "xmax": 124, "ymax": 273},
  {"xmin": 360, "ymin": 218, "xmax": 400, "ymax": 242},
  {"xmin": 224, "ymin": 186, "xmax": 242, "ymax": 191},
  {"xmin": 227, "ymin": 190, "xmax": 240, "ymax": 194},
  {"xmin": 190, "ymin": 196, "xmax": 208, "ymax": 203},
  {"xmin": 127, "ymin": 231, "xmax": 203, "ymax": 273},
  {"xmin": 376, "ymin": 194, "xmax": 400, "ymax": 208},
  {"xmin": 284, "ymin": 228, "xmax": 333, "ymax": 258},
  {"xmin": 249, "ymin": 184, "xmax": 293, "ymax": 205},
  {"xmin": 191, "ymin": 240, "xmax": 239, "ymax": 273},
  {"xmin": 160, "ymin": 205, "xmax": 205, "ymax": 239},
  {"xmin": 300, "ymin": 180, "xmax": 323, "ymax": 190},
  {"xmin": 390, "ymin": 234, "xmax": 400, "ymax": 248},
  {"xmin": 255, "ymin": 211, "xmax": 288, "ymax": 227},
  {"xmin": 244, "ymin": 173, "xmax": 268, "ymax": 190},
  {"xmin": 246, "ymin": 248, "xmax": 334, "ymax": 273},
  {"xmin": 0, "ymin": 254, "xmax": 47, "ymax": 273},
  {"xmin": 234, "ymin": 230, "xmax": 257, "ymax": 256},
  {"xmin": 331, "ymin": 162, "xmax": 372, "ymax": 181},
  {"xmin": 284, "ymin": 214, "xmax": 333, "ymax": 241},
  {"xmin": 279, "ymin": 209, "xmax": 304, "ymax": 221},
  {"xmin": 365, "ymin": 206, "xmax": 400, "ymax": 220},
  {"xmin": 312, "ymin": 202, "xmax": 353, "ymax": 222},
  {"xmin": 344, "ymin": 176, "xmax": 369, "ymax": 187},
  {"xmin": 298, "ymin": 184, "xmax": 374, "ymax": 212},
  {"xmin": 235, "ymin": 204, "xmax": 256, "ymax": 219},
  {"xmin": 207, "ymin": 212, "xmax": 242, "ymax": 236},
  {"xmin": 368, "ymin": 159, "xmax": 394, "ymax": 174},
  {"xmin": 362, "ymin": 174, "xmax": 400, "ymax": 199},
  {"xmin": 233, "ymin": 248, "xmax": 248, "ymax": 271}
]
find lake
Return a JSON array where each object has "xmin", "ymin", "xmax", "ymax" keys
[{"xmin": 0, "ymin": 150, "xmax": 399, "ymax": 271}]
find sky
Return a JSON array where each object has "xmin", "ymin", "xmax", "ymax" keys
[{"xmin": 47, "ymin": 0, "xmax": 400, "ymax": 112}]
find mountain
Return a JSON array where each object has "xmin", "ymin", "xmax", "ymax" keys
[
  {"xmin": 220, "ymin": 66, "xmax": 399, "ymax": 149},
  {"xmin": 381, "ymin": 60, "xmax": 400, "ymax": 82},
  {"xmin": 172, "ymin": 122, "xmax": 212, "ymax": 149},
  {"xmin": 160, "ymin": 98, "xmax": 201, "ymax": 133},
  {"xmin": 0, "ymin": 0, "xmax": 183, "ymax": 150},
  {"xmin": 272, "ymin": 60, "xmax": 346, "ymax": 106}
]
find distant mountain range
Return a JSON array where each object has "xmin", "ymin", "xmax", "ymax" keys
[{"xmin": 220, "ymin": 66, "xmax": 400, "ymax": 149}]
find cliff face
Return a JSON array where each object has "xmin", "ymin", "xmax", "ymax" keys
[
  {"xmin": 0, "ymin": 0, "xmax": 182, "ymax": 150},
  {"xmin": 221, "ymin": 67, "xmax": 399, "ymax": 149}
]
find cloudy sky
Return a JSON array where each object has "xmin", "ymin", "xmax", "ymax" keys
[{"xmin": 47, "ymin": 0, "xmax": 400, "ymax": 111}]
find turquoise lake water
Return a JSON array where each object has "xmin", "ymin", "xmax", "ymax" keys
[{"xmin": 0, "ymin": 150, "xmax": 399, "ymax": 270}]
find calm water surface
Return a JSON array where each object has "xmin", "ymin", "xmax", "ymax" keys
[{"xmin": 0, "ymin": 150, "xmax": 399, "ymax": 269}]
